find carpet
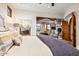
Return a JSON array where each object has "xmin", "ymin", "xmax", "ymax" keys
[{"xmin": 37, "ymin": 34, "xmax": 79, "ymax": 56}]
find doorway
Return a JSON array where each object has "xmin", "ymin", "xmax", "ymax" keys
[
  {"xmin": 19, "ymin": 20, "xmax": 31, "ymax": 36},
  {"xmin": 69, "ymin": 18, "xmax": 72, "ymax": 41}
]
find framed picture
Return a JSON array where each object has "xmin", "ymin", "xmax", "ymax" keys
[{"xmin": 7, "ymin": 6, "xmax": 12, "ymax": 17}]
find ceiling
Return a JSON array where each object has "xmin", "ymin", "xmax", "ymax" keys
[{"xmin": 12, "ymin": 3, "xmax": 78, "ymax": 16}]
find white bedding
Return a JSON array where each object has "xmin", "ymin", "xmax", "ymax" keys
[{"xmin": 5, "ymin": 36, "xmax": 52, "ymax": 56}]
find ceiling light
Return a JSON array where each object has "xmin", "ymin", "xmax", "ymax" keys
[
  {"xmin": 39, "ymin": 3, "xmax": 55, "ymax": 7},
  {"xmin": 51, "ymin": 3, "xmax": 54, "ymax": 6}
]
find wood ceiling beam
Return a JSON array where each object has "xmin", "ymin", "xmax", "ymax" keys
[{"xmin": 36, "ymin": 16, "xmax": 57, "ymax": 21}]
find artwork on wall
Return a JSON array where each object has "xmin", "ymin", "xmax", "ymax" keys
[{"xmin": 7, "ymin": 6, "xmax": 12, "ymax": 17}]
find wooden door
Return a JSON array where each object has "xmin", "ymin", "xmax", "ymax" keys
[
  {"xmin": 72, "ymin": 13, "xmax": 76, "ymax": 47},
  {"xmin": 62, "ymin": 20, "xmax": 70, "ymax": 41}
]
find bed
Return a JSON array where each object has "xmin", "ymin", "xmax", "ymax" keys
[{"xmin": 5, "ymin": 36, "xmax": 52, "ymax": 56}]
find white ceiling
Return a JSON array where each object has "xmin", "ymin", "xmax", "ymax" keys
[{"xmin": 12, "ymin": 3, "xmax": 79, "ymax": 16}]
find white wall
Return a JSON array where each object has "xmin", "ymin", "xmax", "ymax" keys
[
  {"xmin": 15, "ymin": 9, "xmax": 63, "ymax": 36},
  {"xmin": 64, "ymin": 4, "xmax": 79, "ymax": 50},
  {"xmin": 15, "ymin": 10, "xmax": 36, "ymax": 36}
]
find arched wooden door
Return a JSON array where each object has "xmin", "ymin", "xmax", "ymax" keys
[
  {"xmin": 62, "ymin": 13, "xmax": 76, "ymax": 47},
  {"xmin": 72, "ymin": 13, "xmax": 76, "ymax": 47}
]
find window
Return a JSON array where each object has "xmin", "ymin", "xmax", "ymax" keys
[
  {"xmin": 47, "ymin": 24, "xmax": 51, "ymax": 30},
  {"xmin": 36, "ymin": 23, "xmax": 41, "ymax": 31},
  {"xmin": 7, "ymin": 6, "xmax": 12, "ymax": 17}
]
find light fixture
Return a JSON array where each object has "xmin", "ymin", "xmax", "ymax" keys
[
  {"xmin": 51, "ymin": 3, "xmax": 54, "ymax": 6},
  {"xmin": 39, "ymin": 3, "xmax": 54, "ymax": 7}
]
